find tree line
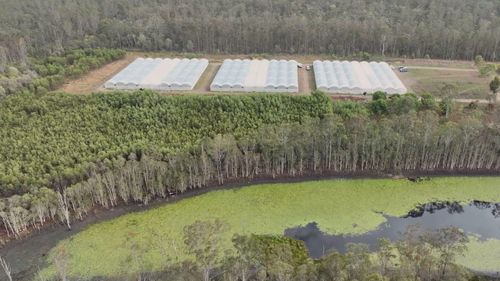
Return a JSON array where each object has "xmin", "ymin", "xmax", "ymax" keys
[
  {"xmin": 0, "ymin": 0, "xmax": 499, "ymax": 63},
  {"xmin": 38, "ymin": 220, "xmax": 478, "ymax": 281},
  {"xmin": 1, "ymin": 93, "xmax": 498, "ymax": 238}
]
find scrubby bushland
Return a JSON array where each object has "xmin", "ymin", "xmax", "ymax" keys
[
  {"xmin": 0, "ymin": 0, "xmax": 499, "ymax": 62},
  {"xmin": 0, "ymin": 91, "xmax": 499, "ymax": 239},
  {"xmin": 30, "ymin": 48, "xmax": 126, "ymax": 93},
  {"xmin": 0, "ymin": 48, "xmax": 125, "ymax": 98}
]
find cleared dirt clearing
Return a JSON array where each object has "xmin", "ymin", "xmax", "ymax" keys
[
  {"xmin": 57, "ymin": 53, "xmax": 139, "ymax": 94},
  {"xmin": 56, "ymin": 52, "xmax": 496, "ymax": 100}
]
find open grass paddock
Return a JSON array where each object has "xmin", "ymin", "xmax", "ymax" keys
[{"xmin": 43, "ymin": 177, "xmax": 500, "ymax": 277}]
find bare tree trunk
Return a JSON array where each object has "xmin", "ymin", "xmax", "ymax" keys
[
  {"xmin": 203, "ymin": 266, "xmax": 211, "ymax": 281},
  {"xmin": 57, "ymin": 191, "xmax": 71, "ymax": 230},
  {"xmin": 0, "ymin": 255, "xmax": 13, "ymax": 281}
]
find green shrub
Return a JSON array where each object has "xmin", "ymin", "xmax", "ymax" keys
[
  {"xmin": 474, "ymin": 55, "xmax": 484, "ymax": 66},
  {"xmin": 6, "ymin": 66, "xmax": 19, "ymax": 78},
  {"xmin": 35, "ymin": 86, "xmax": 48, "ymax": 95},
  {"xmin": 419, "ymin": 93, "xmax": 438, "ymax": 111},
  {"xmin": 479, "ymin": 64, "xmax": 496, "ymax": 77}
]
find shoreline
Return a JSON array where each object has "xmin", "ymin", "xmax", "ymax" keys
[{"xmin": 1, "ymin": 171, "xmax": 500, "ymax": 280}]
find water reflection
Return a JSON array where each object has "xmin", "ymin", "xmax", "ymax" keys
[{"xmin": 285, "ymin": 201, "xmax": 500, "ymax": 258}]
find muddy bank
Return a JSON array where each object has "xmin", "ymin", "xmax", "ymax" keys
[{"xmin": 1, "ymin": 171, "xmax": 499, "ymax": 280}]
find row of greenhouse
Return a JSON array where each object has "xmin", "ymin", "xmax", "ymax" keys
[{"xmin": 104, "ymin": 57, "xmax": 407, "ymax": 94}]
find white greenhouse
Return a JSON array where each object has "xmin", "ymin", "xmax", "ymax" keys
[
  {"xmin": 210, "ymin": 59, "xmax": 298, "ymax": 92},
  {"xmin": 104, "ymin": 58, "xmax": 208, "ymax": 91},
  {"xmin": 313, "ymin": 60, "xmax": 407, "ymax": 94}
]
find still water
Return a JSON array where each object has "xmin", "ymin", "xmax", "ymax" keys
[{"xmin": 285, "ymin": 201, "xmax": 500, "ymax": 258}]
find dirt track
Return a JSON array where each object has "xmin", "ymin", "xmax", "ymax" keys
[
  {"xmin": 298, "ymin": 66, "xmax": 315, "ymax": 93},
  {"xmin": 406, "ymin": 66, "xmax": 478, "ymax": 72},
  {"xmin": 193, "ymin": 63, "xmax": 221, "ymax": 92}
]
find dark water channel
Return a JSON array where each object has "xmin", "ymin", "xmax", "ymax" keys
[{"xmin": 285, "ymin": 201, "xmax": 500, "ymax": 258}]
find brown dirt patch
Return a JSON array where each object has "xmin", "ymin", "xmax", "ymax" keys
[
  {"xmin": 298, "ymin": 66, "xmax": 314, "ymax": 93},
  {"xmin": 57, "ymin": 53, "xmax": 140, "ymax": 94}
]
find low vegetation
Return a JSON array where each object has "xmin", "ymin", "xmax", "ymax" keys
[
  {"xmin": 0, "ymin": 48, "xmax": 125, "ymax": 99},
  {"xmin": 38, "ymin": 177, "xmax": 500, "ymax": 278},
  {"xmin": 400, "ymin": 68, "xmax": 492, "ymax": 100},
  {"xmin": 43, "ymin": 224, "xmax": 478, "ymax": 281}
]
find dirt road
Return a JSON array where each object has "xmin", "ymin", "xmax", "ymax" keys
[
  {"xmin": 406, "ymin": 66, "xmax": 478, "ymax": 72},
  {"xmin": 193, "ymin": 63, "xmax": 220, "ymax": 92},
  {"xmin": 298, "ymin": 66, "xmax": 315, "ymax": 93}
]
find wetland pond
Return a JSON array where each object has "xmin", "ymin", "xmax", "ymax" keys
[{"xmin": 285, "ymin": 201, "xmax": 500, "ymax": 258}]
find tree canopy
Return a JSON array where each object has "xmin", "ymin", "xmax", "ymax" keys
[
  {"xmin": 0, "ymin": 91, "xmax": 498, "ymax": 239},
  {"xmin": 0, "ymin": 0, "xmax": 499, "ymax": 63}
]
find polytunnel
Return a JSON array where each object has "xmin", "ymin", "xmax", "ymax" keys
[
  {"xmin": 210, "ymin": 59, "xmax": 298, "ymax": 92},
  {"xmin": 313, "ymin": 60, "xmax": 407, "ymax": 95},
  {"xmin": 104, "ymin": 58, "xmax": 208, "ymax": 91}
]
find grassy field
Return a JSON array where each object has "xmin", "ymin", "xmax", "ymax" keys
[
  {"xmin": 41, "ymin": 177, "xmax": 500, "ymax": 278},
  {"xmin": 397, "ymin": 68, "xmax": 492, "ymax": 99}
]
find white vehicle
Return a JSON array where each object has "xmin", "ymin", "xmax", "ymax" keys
[{"xmin": 398, "ymin": 66, "xmax": 409, "ymax": 72}]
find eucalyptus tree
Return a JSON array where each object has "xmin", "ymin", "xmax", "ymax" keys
[{"xmin": 184, "ymin": 219, "xmax": 229, "ymax": 281}]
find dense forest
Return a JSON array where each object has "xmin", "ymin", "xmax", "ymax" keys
[
  {"xmin": 41, "ymin": 220, "xmax": 477, "ymax": 281},
  {"xmin": 0, "ymin": 91, "xmax": 499, "ymax": 239},
  {"xmin": 0, "ymin": 91, "xmax": 331, "ymax": 197},
  {"xmin": 0, "ymin": 0, "xmax": 499, "ymax": 62}
]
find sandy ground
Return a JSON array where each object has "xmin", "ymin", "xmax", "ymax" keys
[
  {"xmin": 298, "ymin": 66, "xmax": 314, "ymax": 93},
  {"xmin": 55, "ymin": 52, "xmax": 496, "ymax": 103}
]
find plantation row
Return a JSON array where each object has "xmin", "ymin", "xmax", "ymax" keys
[
  {"xmin": 0, "ymin": 91, "xmax": 331, "ymax": 196},
  {"xmin": 0, "ymin": 91, "xmax": 472, "ymax": 197},
  {"xmin": 1, "ymin": 102, "xmax": 499, "ymax": 238}
]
